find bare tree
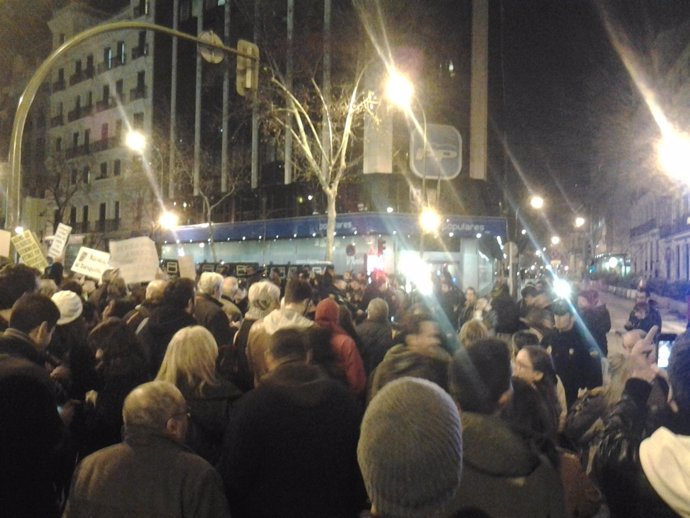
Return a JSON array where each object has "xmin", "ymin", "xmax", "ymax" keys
[{"xmin": 43, "ymin": 152, "xmax": 89, "ymax": 232}]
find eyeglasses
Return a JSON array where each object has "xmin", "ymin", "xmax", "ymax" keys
[{"xmin": 169, "ymin": 407, "xmax": 191, "ymax": 421}]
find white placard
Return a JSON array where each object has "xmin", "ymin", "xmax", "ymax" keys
[
  {"xmin": 0, "ymin": 230, "xmax": 10, "ymax": 258},
  {"xmin": 109, "ymin": 237, "xmax": 160, "ymax": 285},
  {"xmin": 11, "ymin": 230, "xmax": 48, "ymax": 271},
  {"xmin": 71, "ymin": 247, "xmax": 111, "ymax": 280},
  {"xmin": 48, "ymin": 223, "xmax": 72, "ymax": 259},
  {"xmin": 178, "ymin": 255, "xmax": 196, "ymax": 280}
]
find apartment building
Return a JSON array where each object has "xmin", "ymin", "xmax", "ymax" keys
[{"xmin": 46, "ymin": 0, "xmax": 156, "ymax": 242}]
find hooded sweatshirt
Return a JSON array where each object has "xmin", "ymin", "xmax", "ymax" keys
[
  {"xmin": 640, "ymin": 426, "xmax": 690, "ymax": 517},
  {"xmin": 246, "ymin": 306, "xmax": 313, "ymax": 386},
  {"xmin": 315, "ymin": 298, "xmax": 366, "ymax": 396}
]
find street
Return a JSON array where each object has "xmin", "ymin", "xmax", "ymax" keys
[{"xmin": 597, "ymin": 289, "xmax": 687, "ymax": 354}]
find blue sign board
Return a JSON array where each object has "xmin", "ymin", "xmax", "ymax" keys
[
  {"xmin": 409, "ymin": 123, "xmax": 463, "ymax": 180},
  {"xmin": 162, "ymin": 213, "xmax": 506, "ymax": 243}
]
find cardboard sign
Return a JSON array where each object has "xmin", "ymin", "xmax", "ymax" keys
[
  {"xmin": 71, "ymin": 246, "xmax": 111, "ymax": 280},
  {"xmin": 0, "ymin": 230, "xmax": 10, "ymax": 258},
  {"xmin": 178, "ymin": 255, "xmax": 196, "ymax": 280},
  {"xmin": 11, "ymin": 230, "xmax": 48, "ymax": 271},
  {"xmin": 48, "ymin": 223, "xmax": 72, "ymax": 259},
  {"xmin": 109, "ymin": 237, "xmax": 160, "ymax": 285}
]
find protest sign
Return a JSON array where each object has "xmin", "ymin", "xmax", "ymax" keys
[
  {"xmin": 0, "ymin": 230, "xmax": 10, "ymax": 257},
  {"xmin": 71, "ymin": 247, "xmax": 111, "ymax": 280},
  {"xmin": 109, "ymin": 236, "xmax": 159, "ymax": 284},
  {"xmin": 48, "ymin": 223, "xmax": 72, "ymax": 259},
  {"xmin": 178, "ymin": 255, "xmax": 196, "ymax": 280},
  {"xmin": 11, "ymin": 230, "xmax": 48, "ymax": 271}
]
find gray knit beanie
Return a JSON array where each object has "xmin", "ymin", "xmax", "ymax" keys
[{"xmin": 358, "ymin": 377, "xmax": 463, "ymax": 518}]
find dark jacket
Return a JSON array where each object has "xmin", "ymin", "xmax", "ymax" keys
[
  {"xmin": 547, "ymin": 327, "xmax": 602, "ymax": 409},
  {"xmin": 218, "ymin": 362, "xmax": 365, "ymax": 518},
  {"xmin": 592, "ymin": 378, "xmax": 687, "ymax": 518},
  {"xmin": 491, "ymin": 292, "xmax": 520, "ymax": 334},
  {"xmin": 0, "ymin": 353, "xmax": 64, "ymax": 518},
  {"xmin": 452, "ymin": 412, "xmax": 566, "ymax": 518},
  {"xmin": 194, "ymin": 294, "xmax": 233, "ymax": 347},
  {"xmin": 63, "ymin": 431, "xmax": 230, "ymax": 518},
  {"xmin": 137, "ymin": 305, "xmax": 197, "ymax": 376},
  {"xmin": 355, "ymin": 319, "xmax": 393, "ymax": 375},
  {"xmin": 580, "ymin": 304, "xmax": 611, "ymax": 356},
  {"xmin": 183, "ymin": 380, "xmax": 242, "ymax": 464}
]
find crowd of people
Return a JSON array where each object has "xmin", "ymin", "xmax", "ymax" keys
[{"xmin": 0, "ymin": 259, "xmax": 689, "ymax": 518}]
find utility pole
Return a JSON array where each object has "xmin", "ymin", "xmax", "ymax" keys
[
  {"xmin": 193, "ymin": 3, "xmax": 204, "ymax": 196},
  {"xmin": 284, "ymin": 0, "xmax": 294, "ymax": 185},
  {"xmin": 221, "ymin": 0, "xmax": 231, "ymax": 193},
  {"xmin": 168, "ymin": 0, "xmax": 179, "ymax": 199}
]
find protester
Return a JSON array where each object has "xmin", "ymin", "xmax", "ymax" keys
[
  {"xmin": 0, "ymin": 263, "xmax": 41, "ymax": 331},
  {"xmin": 577, "ymin": 289, "xmax": 611, "ymax": 357},
  {"xmin": 122, "ymin": 279, "xmax": 167, "ymax": 334},
  {"xmin": 63, "ymin": 381, "xmax": 230, "ymax": 517},
  {"xmin": 194, "ymin": 272, "xmax": 234, "ymax": 348},
  {"xmin": 358, "ymin": 377, "xmax": 463, "ymax": 518},
  {"xmin": 0, "ymin": 293, "xmax": 67, "ymax": 518},
  {"xmin": 356, "ymin": 297, "xmax": 394, "ymax": 375},
  {"xmin": 218, "ymin": 327, "xmax": 364, "ymax": 518},
  {"xmin": 156, "ymin": 326, "xmax": 242, "ymax": 463}
]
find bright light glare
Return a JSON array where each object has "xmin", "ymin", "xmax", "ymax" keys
[
  {"xmin": 530, "ymin": 195, "xmax": 544, "ymax": 209},
  {"xmin": 553, "ymin": 278, "xmax": 572, "ymax": 299},
  {"xmin": 575, "ymin": 216, "xmax": 585, "ymax": 228},
  {"xmin": 385, "ymin": 71, "xmax": 414, "ymax": 110},
  {"xmin": 551, "ymin": 236, "xmax": 561, "ymax": 245},
  {"xmin": 658, "ymin": 131, "xmax": 690, "ymax": 182},
  {"xmin": 419, "ymin": 207, "xmax": 441, "ymax": 234},
  {"xmin": 159, "ymin": 211, "xmax": 179, "ymax": 229},
  {"xmin": 126, "ymin": 130, "xmax": 147, "ymax": 153},
  {"xmin": 386, "ymin": 206, "xmax": 394, "ymax": 213},
  {"xmin": 607, "ymin": 257, "xmax": 619, "ymax": 269},
  {"xmin": 521, "ymin": 229, "xmax": 527, "ymax": 235},
  {"xmin": 400, "ymin": 254, "xmax": 433, "ymax": 295},
  {"xmin": 535, "ymin": 250, "xmax": 542, "ymax": 257},
  {"xmin": 14, "ymin": 226, "xmax": 24, "ymax": 234}
]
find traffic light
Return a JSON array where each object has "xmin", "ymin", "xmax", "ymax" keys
[
  {"xmin": 377, "ymin": 238, "xmax": 386, "ymax": 256},
  {"xmin": 236, "ymin": 39, "xmax": 260, "ymax": 97}
]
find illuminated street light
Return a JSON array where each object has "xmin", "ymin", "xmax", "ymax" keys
[
  {"xmin": 575, "ymin": 216, "xmax": 585, "ymax": 228},
  {"xmin": 14, "ymin": 226, "xmax": 24, "ymax": 234},
  {"xmin": 551, "ymin": 235, "xmax": 561, "ymax": 245},
  {"xmin": 159, "ymin": 211, "xmax": 179, "ymax": 230},
  {"xmin": 385, "ymin": 71, "xmax": 414, "ymax": 110},
  {"xmin": 419, "ymin": 207, "xmax": 441, "ymax": 234},
  {"xmin": 658, "ymin": 131, "xmax": 690, "ymax": 182},
  {"xmin": 125, "ymin": 130, "xmax": 147, "ymax": 153},
  {"xmin": 530, "ymin": 195, "xmax": 545, "ymax": 210},
  {"xmin": 521, "ymin": 228, "xmax": 527, "ymax": 235}
]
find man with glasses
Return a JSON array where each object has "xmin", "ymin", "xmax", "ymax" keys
[{"xmin": 63, "ymin": 381, "xmax": 230, "ymax": 518}]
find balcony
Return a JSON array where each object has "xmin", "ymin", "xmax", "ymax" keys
[
  {"xmin": 132, "ymin": 44, "xmax": 149, "ymax": 60},
  {"xmin": 95, "ymin": 97, "xmax": 115, "ymax": 112},
  {"xmin": 68, "ymin": 66, "xmax": 95, "ymax": 86},
  {"xmin": 50, "ymin": 114, "xmax": 64, "ymax": 128},
  {"xmin": 66, "ymin": 103, "xmax": 92, "ymax": 122},
  {"xmin": 659, "ymin": 214, "xmax": 690, "ymax": 238},
  {"xmin": 65, "ymin": 145, "xmax": 90, "ymax": 159},
  {"xmin": 129, "ymin": 85, "xmax": 147, "ymax": 101},
  {"xmin": 52, "ymin": 79, "xmax": 66, "ymax": 92},
  {"xmin": 92, "ymin": 136, "xmax": 121, "ymax": 152},
  {"xmin": 630, "ymin": 218, "xmax": 657, "ymax": 238},
  {"xmin": 95, "ymin": 219, "xmax": 120, "ymax": 233}
]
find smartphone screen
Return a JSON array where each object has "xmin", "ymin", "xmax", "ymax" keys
[{"xmin": 657, "ymin": 333, "xmax": 677, "ymax": 369}]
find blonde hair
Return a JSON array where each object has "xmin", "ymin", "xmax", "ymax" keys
[
  {"xmin": 156, "ymin": 326, "xmax": 219, "ymax": 397},
  {"xmin": 459, "ymin": 319, "xmax": 488, "ymax": 348}
]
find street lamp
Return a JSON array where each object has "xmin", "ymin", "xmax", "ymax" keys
[
  {"xmin": 419, "ymin": 207, "xmax": 441, "ymax": 234},
  {"xmin": 159, "ymin": 210, "xmax": 179, "ymax": 230},
  {"xmin": 658, "ymin": 131, "xmax": 690, "ymax": 182},
  {"xmin": 551, "ymin": 235, "xmax": 561, "ymax": 246},
  {"xmin": 575, "ymin": 216, "xmax": 585, "ymax": 228},
  {"xmin": 530, "ymin": 195, "xmax": 545, "ymax": 210},
  {"xmin": 125, "ymin": 130, "xmax": 147, "ymax": 153},
  {"xmin": 385, "ymin": 71, "xmax": 414, "ymax": 111}
]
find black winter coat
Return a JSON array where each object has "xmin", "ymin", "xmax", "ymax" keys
[{"xmin": 355, "ymin": 319, "xmax": 393, "ymax": 375}]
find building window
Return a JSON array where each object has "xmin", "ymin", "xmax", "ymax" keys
[
  {"xmin": 70, "ymin": 207, "xmax": 77, "ymax": 226},
  {"xmin": 114, "ymin": 201, "xmax": 120, "ymax": 221},
  {"xmin": 84, "ymin": 129, "xmax": 90, "ymax": 152},
  {"xmin": 72, "ymin": 132, "xmax": 79, "ymax": 148},
  {"xmin": 55, "ymin": 137, "xmax": 62, "ymax": 152},
  {"xmin": 86, "ymin": 54, "xmax": 94, "ymax": 74},
  {"xmin": 82, "ymin": 205, "xmax": 89, "ymax": 224},
  {"xmin": 180, "ymin": 0, "xmax": 191, "ymax": 21},
  {"xmin": 104, "ymin": 47, "xmax": 112, "ymax": 69},
  {"xmin": 71, "ymin": 169, "xmax": 78, "ymax": 185},
  {"xmin": 101, "ymin": 123, "xmax": 109, "ymax": 141},
  {"xmin": 133, "ymin": 112, "xmax": 144, "ymax": 129},
  {"xmin": 115, "ymin": 79, "xmax": 124, "ymax": 101},
  {"xmin": 114, "ymin": 159, "xmax": 121, "ymax": 176},
  {"xmin": 75, "ymin": 59, "xmax": 82, "ymax": 74},
  {"xmin": 100, "ymin": 162, "xmax": 108, "ymax": 178},
  {"xmin": 82, "ymin": 166, "xmax": 90, "ymax": 184},
  {"xmin": 117, "ymin": 41, "xmax": 126, "ymax": 65},
  {"xmin": 115, "ymin": 120, "xmax": 122, "ymax": 138},
  {"xmin": 99, "ymin": 202, "xmax": 107, "ymax": 222}
]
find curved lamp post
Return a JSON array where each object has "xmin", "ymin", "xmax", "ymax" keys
[{"xmin": 6, "ymin": 21, "xmax": 254, "ymax": 231}]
